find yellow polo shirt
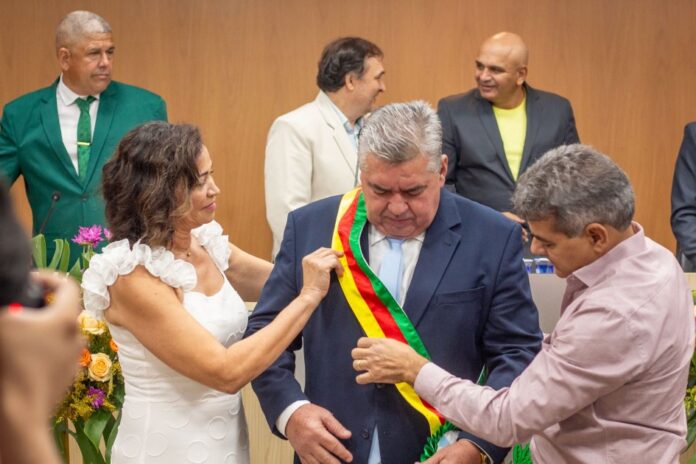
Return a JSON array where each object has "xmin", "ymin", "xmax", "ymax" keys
[{"xmin": 493, "ymin": 97, "xmax": 527, "ymax": 180}]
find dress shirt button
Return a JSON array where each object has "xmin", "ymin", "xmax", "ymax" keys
[
  {"xmin": 360, "ymin": 428, "xmax": 370, "ymax": 439},
  {"xmin": 81, "ymin": 194, "xmax": 88, "ymax": 202},
  {"xmin": 376, "ymin": 383, "xmax": 385, "ymax": 389}
]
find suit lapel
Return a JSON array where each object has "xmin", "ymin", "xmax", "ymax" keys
[
  {"xmin": 40, "ymin": 83, "xmax": 80, "ymax": 183},
  {"xmin": 476, "ymin": 93, "xmax": 514, "ymax": 182},
  {"xmin": 85, "ymin": 82, "xmax": 117, "ymax": 186},
  {"xmin": 520, "ymin": 85, "xmax": 542, "ymax": 173},
  {"xmin": 315, "ymin": 92, "xmax": 358, "ymax": 183},
  {"xmin": 403, "ymin": 190, "xmax": 461, "ymax": 327}
]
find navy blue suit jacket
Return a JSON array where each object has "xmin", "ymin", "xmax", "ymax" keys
[{"xmin": 247, "ymin": 189, "xmax": 542, "ymax": 463}]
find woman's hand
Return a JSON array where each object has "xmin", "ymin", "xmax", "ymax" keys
[{"xmin": 299, "ymin": 248, "xmax": 344, "ymax": 306}]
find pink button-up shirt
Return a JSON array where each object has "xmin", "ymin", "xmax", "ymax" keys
[{"xmin": 415, "ymin": 224, "xmax": 694, "ymax": 463}]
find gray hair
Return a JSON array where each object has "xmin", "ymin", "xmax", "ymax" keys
[
  {"xmin": 56, "ymin": 11, "xmax": 111, "ymax": 51},
  {"xmin": 512, "ymin": 144, "xmax": 635, "ymax": 236},
  {"xmin": 358, "ymin": 100, "xmax": 442, "ymax": 172}
]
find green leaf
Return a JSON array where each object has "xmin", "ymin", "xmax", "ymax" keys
[
  {"xmin": 84, "ymin": 409, "xmax": 111, "ymax": 450},
  {"xmin": 688, "ymin": 418, "xmax": 696, "ymax": 449},
  {"xmin": 58, "ymin": 240, "xmax": 71, "ymax": 273},
  {"xmin": 52, "ymin": 420, "xmax": 69, "ymax": 462},
  {"xmin": 32, "ymin": 234, "xmax": 47, "ymax": 268},
  {"xmin": 105, "ymin": 410, "xmax": 122, "ymax": 463},
  {"xmin": 686, "ymin": 421, "xmax": 696, "ymax": 448},
  {"xmin": 82, "ymin": 249, "xmax": 92, "ymax": 270},
  {"xmin": 69, "ymin": 424, "xmax": 106, "ymax": 464},
  {"xmin": 112, "ymin": 384, "xmax": 125, "ymax": 407},
  {"xmin": 48, "ymin": 239, "xmax": 66, "ymax": 270},
  {"xmin": 69, "ymin": 259, "xmax": 83, "ymax": 282},
  {"xmin": 512, "ymin": 443, "xmax": 533, "ymax": 464}
]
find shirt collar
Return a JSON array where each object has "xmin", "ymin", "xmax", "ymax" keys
[
  {"xmin": 57, "ymin": 74, "xmax": 101, "ymax": 105},
  {"xmin": 323, "ymin": 91, "xmax": 362, "ymax": 134},
  {"xmin": 571, "ymin": 222, "xmax": 647, "ymax": 288},
  {"xmin": 368, "ymin": 223, "xmax": 425, "ymax": 247}
]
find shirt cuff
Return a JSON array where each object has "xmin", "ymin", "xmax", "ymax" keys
[
  {"xmin": 275, "ymin": 400, "xmax": 310, "ymax": 437},
  {"xmin": 462, "ymin": 439, "xmax": 492, "ymax": 463},
  {"xmin": 414, "ymin": 361, "xmax": 451, "ymax": 397}
]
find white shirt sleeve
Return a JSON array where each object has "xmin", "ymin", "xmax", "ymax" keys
[{"xmin": 275, "ymin": 400, "xmax": 310, "ymax": 436}]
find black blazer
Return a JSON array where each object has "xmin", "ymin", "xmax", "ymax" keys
[
  {"xmin": 671, "ymin": 122, "xmax": 696, "ymax": 269},
  {"xmin": 439, "ymin": 84, "xmax": 579, "ymax": 212}
]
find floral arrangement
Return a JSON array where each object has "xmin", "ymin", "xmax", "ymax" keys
[{"xmin": 33, "ymin": 225, "xmax": 124, "ymax": 464}]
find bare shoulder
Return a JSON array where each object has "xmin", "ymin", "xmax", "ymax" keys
[
  {"xmin": 111, "ymin": 265, "xmax": 168, "ymax": 294},
  {"xmin": 108, "ymin": 265, "xmax": 179, "ymax": 325}
]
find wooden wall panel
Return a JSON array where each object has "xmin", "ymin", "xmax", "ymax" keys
[{"xmin": 2, "ymin": 0, "xmax": 696, "ymax": 258}]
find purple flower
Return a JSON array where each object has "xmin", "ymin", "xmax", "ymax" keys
[
  {"xmin": 72, "ymin": 225, "xmax": 104, "ymax": 249},
  {"xmin": 104, "ymin": 228, "xmax": 112, "ymax": 241},
  {"xmin": 87, "ymin": 386, "xmax": 106, "ymax": 409}
]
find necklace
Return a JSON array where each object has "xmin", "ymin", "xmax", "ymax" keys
[
  {"xmin": 171, "ymin": 236, "xmax": 194, "ymax": 259},
  {"xmin": 172, "ymin": 247, "xmax": 192, "ymax": 259}
]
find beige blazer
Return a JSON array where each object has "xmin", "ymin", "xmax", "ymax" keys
[{"xmin": 264, "ymin": 91, "xmax": 358, "ymax": 257}]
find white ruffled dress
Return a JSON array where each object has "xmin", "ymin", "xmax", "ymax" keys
[{"xmin": 82, "ymin": 221, "xmax": 250, "ymax": 463}]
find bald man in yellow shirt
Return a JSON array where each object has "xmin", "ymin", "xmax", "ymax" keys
[{"xmin": 439, "ymin": 32, "xmax": 579, "ymax": 243}]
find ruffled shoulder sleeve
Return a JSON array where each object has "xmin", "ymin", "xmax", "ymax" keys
[
  {"xmin": 82, "ymin": 239, "xmax": 197, "ymax": 319},
  {"xmin": 192, "ymin": 220, "xmax": 230, "ymax": 272}
]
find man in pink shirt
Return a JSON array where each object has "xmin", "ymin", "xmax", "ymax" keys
[{"xmin": 353, "ymin": 144, "xmax": 694, "ymax": 463}]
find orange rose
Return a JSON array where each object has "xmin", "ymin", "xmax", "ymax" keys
[
  {"xmin": 109, "ymin": 339, "xmax": 118, "ymax": 352},
  {"xmin": 79, "ymin": 348, "xmax": 91, "ymax": 367}
]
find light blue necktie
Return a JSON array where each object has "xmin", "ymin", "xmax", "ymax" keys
[
  {"xmin": 368, "ymin": 237, "xmax": 404, "ymax": 464},
  {"xmin": 379, "ymin": 238, "xmax": 404, "ymax": 301}
]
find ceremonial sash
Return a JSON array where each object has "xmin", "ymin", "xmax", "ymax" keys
[{"xmin": 332, "ymin": 187, "xmax": 450, "ymax": 457}]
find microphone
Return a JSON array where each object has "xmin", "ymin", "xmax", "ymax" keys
[{"xmin": 38, "ymin": 191, "xmax": 61, "ymax": 236}]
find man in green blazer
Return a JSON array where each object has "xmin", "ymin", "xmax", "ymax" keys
[{"xmin": 0, "ymin": 11, "xmax": 167, "ymax": 262}]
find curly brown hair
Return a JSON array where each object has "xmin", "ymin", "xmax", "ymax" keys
[{"xmin": 102, "ymin": 122, "xmax": 203, "ymax": 247}]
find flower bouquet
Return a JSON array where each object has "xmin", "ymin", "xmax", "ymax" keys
[
  {"xmin": 33, "ymin": 225, "xmax": 124, "ymax": 464},
  {"xmin": 52, "ymin": 310, "xmax": 124, "ymax": 463}
]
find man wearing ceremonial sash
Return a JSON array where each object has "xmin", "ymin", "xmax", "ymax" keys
[{"xmin": 247, "ymin": 101, "xmax": 542, "ymax": 463}]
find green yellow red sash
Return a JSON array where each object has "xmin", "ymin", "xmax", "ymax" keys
[{"xmin": 331, "ymin": 187, "xmax": 447, "ymax": 449}]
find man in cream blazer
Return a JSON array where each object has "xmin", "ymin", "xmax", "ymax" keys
[{"xmin": 264, "ymin": 37, "xmax": 385, "ymax": 257}]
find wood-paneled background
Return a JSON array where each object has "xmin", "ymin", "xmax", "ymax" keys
[{"xmin": 2, "ymin": 0, "xmax": 696, "ymax": 258}]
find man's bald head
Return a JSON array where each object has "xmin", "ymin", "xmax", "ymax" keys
[
  {"xmin": 475, "ymin": 32, "xmax": 529, "ymax": 108},
  {"xmin": 480, "ymin": 32, "xmax": 529, "ymax": 69}
]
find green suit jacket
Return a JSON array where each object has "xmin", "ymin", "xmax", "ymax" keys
[{"xmin": 0, "ymin": 79, "xmax": 167, "ymax": 261}]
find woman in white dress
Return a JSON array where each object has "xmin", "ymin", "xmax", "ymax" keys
[{"xmin": 81, "ymin": 122, "xmax": 342, "ymax": 463}]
